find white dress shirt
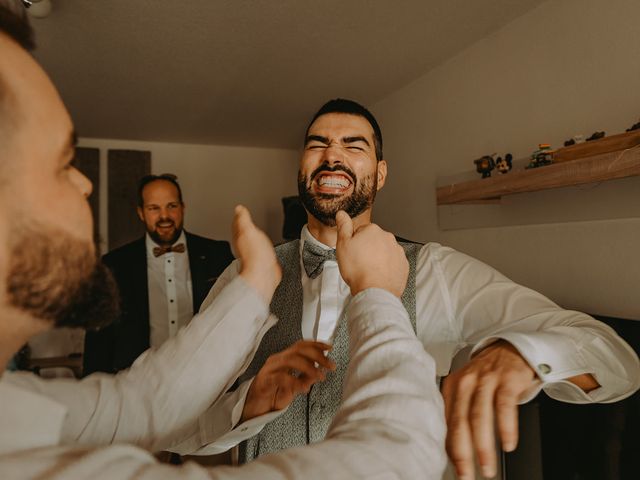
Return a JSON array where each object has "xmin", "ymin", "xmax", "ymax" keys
[
  {"xmin": 195, "ymin": 225, "xmax": 640, "ymax": 454},
  {"xmin": 300, "ymin": 230, "xmax": 350, "ymax": 343},
  {"xmin": 146, "ymin": 232, "xmax": 193, "ymax": 348},
  {"xmin": 0, "ymin": 288, "xmax": 447, "ymax": 480}
]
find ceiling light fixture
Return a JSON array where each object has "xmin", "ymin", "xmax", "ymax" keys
[{"xmin": 25, "ymin": 0, "xmax": 52, "ymax": 19}]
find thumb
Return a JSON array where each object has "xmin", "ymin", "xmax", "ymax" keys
[
  {"xmin": 335, "ymin": 210, "xmax": 353, "ymax": 244},
  {"xmin": 233, "ymin": 204, "xmax": 254, "ymax": 236}
]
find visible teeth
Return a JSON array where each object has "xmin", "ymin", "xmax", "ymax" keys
[{"xmin": 318, "ymin": 176, "xmax": 350, "ymax": 188}]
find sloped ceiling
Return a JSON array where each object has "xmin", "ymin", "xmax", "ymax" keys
[{"xmin": 31, "ymin": 0, "xmax": 545, "ymax": 148}]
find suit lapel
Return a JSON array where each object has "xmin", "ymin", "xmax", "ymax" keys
[{"xmin": 185, "ymin": 232, "xmax": 206, "ymax": 312}]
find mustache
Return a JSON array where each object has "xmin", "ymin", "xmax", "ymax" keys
[
  {"xmin": 155, "ymin": 219, "xmax": 175, "ymax": 227},
  {"xmin": 309, "ymin": 164, "xmax": 356, "ymax": 185}
]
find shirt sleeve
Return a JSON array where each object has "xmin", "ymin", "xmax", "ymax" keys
[
  {"xmin": 17, "ymin": 275, "xmax": 277, "ymax": 452},
  {"xmin": 162, "ymin": 260, "xmax": 289, "ymax": 455},
  {"xmin": 2, "ymin": 288, "xmax": 447, "ymax": 480},
  {"xmin": 170, "ymin": 378, "xmax": 286, "ymax": 455},
  {"xmin": 426, "ymin": 243, "xmax": 640, "ymax": 403}
]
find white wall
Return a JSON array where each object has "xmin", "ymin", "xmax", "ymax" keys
[
  {"xmin": 371, "ymin": 0, "xmax": 640, "ymax": 319},
  {"xmin": 29, "ymin": 138, "xmax": 299, "ymax": 361},
  {"xmin": 78, "ymin": 138, "xmax": 300, "ymax": 248}
]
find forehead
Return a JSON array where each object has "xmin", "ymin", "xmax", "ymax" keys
[
  {"xmin": 142, "ymin": 180, "xmax": 180, "ymax": 202},
  {"xmin": 0, "ymin": 33, "xmax": 72, "ymax": 163},
  {"xmin": 308, "ymin": 113, "xmax": 375, "ymax": 141}
]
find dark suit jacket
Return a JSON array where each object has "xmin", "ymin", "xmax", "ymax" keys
[{"xmin": 83, "ymin": 231, "xmax": 234, "ymax": 375}]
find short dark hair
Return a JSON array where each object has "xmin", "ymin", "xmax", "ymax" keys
[
  {"xmin": 0, "ymin": 1, "xmax": 35, "ymax": 51},
  {"xmin": 305, "ymin": 98, "xmax": 383, "ymax": 161},
  {"xmin": 137, "ymin": 174, "xmax": 183, "ymax": 207}
]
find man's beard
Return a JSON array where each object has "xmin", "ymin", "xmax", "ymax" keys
[
  {"xmin": 6, "ymin": 223, "xmax": 120, "ymax": 331},
  {"xmin": 297, "ymin": 164, "xmax": 378, "ymax": 227},
  {"xmin": 148, "ymin": 220, "xmax": 183, "ymax": 247}
]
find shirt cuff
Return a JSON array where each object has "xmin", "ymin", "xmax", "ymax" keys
[
  {"xmin": 471, "ymin": 331, "xmax": 599, "ymax": 403},
  {"xmin": 350, "ymin": 288, "xmax": 404, "ymax": 312},
  {"xmin": 234, "ymin": 275, "xmax": 272, "ymax": 316},
  {"xmin": 213, "ymin": 377, "xmax": 289, "ymax": 449}
]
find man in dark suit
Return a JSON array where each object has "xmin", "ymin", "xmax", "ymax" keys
[{"xmin": 83, "ymin": 174, "xmax": 234, "ymax": 375}]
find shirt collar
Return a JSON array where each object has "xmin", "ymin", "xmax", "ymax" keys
[{"xmin": 300, "ymin": 224, "xmax": 333, "ymax": 251}]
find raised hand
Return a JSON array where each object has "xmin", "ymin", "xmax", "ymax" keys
[
  {"xmin": 232, "ymin": 205, "xmax": 282, "ymax": 304},
  {"xmin": 334, "ymin": 210, "xmax": 408, "ymax": 297},
  {"xmin": 441, "ymin": 340, "xmax": 536, "ymax": 480},
  {"xmin": 241, "ymin": 340, "xmax": 336, "ymax": 421}
]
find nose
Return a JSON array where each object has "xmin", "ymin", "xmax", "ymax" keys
[
  {"xmin": 70, "ymin": 167, "xmax": 93, "ymax": 198},
  {"xmin": 159, "ymin": 207, "xmax": 171, "ymax": 219},
  {"xmin": 322, "ymin": 143, "xmax": 344, "ymax": 166}
]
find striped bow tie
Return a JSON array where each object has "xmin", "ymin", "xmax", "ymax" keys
[
  {"xmin": 302, "ymin": 241, "xmax": 336, "ymax": 279},
  {"xmin": 153, "ymin": 243, "xmax": 185, "ymax": 257}
]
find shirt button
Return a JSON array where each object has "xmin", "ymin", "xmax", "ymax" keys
[
  {"xmin": 537, "ymin": 363, "xmax": 552, "ymax": 375},
  {"xmin": 168, "ymin": 279, "xmax": 172, "ymax": 282},
  {"xmin": 171, "ymin": 321, "xmax": 175, "ymax": 324},
  {"xmin": 170, "ymin": 299, "xmax": 174, "ymax": 303}
]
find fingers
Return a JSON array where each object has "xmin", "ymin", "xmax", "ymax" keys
[
  {"xmin": 259, "ymin": 341, "xmax": 335, "ymax": 412},
  {"xmin": 470, "ymin": 378, "xmax": 498, "ymax": 478},
  {"xmin": 443, "ymin": 342, "xmax": 534, "ymax": 479},
  {"xmin": 242, "ymin": 341, "xmax": 334, "ymax": 422},
  {"xmin": 444, "ymin": 374, "xmax": 476, "ymax": 480},
  {"xmin": 232, "ymin": 204, "xmax": 252, "ymax": 241},
  {"xmin": 233, "ymin": 204, "xmax": 281, "ymax": 303},
  {"xmin": 335, "ymin": 210, "xmax": 353, "ymax": 244},
  {"xmin": 270, "ymin": 341, "xmax": 335, "ymax": 373},
  {"xmin": 495, "ymin": 385, "xmax": 520, "ymax": 452},
  {"xmin": 234, "ymin": 204, "xmax": 252, "ymax": 228},
  {"xmin": 271, "ymin": 372, "xmax": 321, "ymax": 410}
]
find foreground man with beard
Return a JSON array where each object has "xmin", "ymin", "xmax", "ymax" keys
[
  {"xmin": 0, "ymin": 0, "xmax": 444, "ymax": 480},
  {"xmin": 204, "ymin": 98, "xmax": 640, "ymax": 480},
  {"xmin": 0, "ymin": 3, "xmax": 448, "ymax": 478}
]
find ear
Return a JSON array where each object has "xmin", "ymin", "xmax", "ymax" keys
[
  {"xmin": 376, "ymin": 160, "xmax": 387, "ymax": 190},
  {"xmin": 136, "ymin": 207, "xmax": 144, "ymax": 222}
]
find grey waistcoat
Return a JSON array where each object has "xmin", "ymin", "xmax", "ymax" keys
[{"xmin": 238, "ymin": 239, "xmax": 420, "ymax": 463}]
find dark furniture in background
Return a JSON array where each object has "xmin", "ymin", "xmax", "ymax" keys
[
  {"xmin": 108, "ymin": 149, "xmax": 151, "ymax": 250},
  {"xmin": 281, "ymin": 196, "xmax": 306, "ymax": 241}
]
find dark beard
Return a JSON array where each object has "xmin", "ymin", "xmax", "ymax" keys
[
  {"xmin": 148, "ymin": 223, "xmax": 183, "ymax": 247},
  {"xmin": 297, "ymin": 164, "xmax": 378, "ymax": 227},
  {"xmin": 6, "ymin": 224, "xmax": 120, "ymax": 331}
]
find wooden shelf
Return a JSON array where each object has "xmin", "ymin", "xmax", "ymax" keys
[{"xmin": 437, "ymin": 144, "xmax": 640, "ymax": 205}]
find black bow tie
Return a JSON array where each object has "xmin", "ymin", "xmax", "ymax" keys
[
  {"xmin": 153, "ymin": 243, "xmax": 185, "ymax": 257},
  {"xmin": 302, "ymin": 241, "xmax": 336, "ymax": 279}
]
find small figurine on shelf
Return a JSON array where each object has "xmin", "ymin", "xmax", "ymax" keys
[
  {"xmin": 495, "ymin": 153, "xmax": 513, "ymax": 174},
  {"xmin": 526, "ymin": 144, "xmax": 555, "ymax": 169},
  {"xmin": 473, "ymin": 154, "xmax": 495, "ymax": 178},
  {"xmin": 626, "ymin": 120, "xmax": 640, "ymax": 132},
  {"xmin": 586, "ymin": 131, "xmax": 605, "ymax": 141},
  {"xmin": 563, "ymin": 134, "xmax": 585, "ymax": 147}
]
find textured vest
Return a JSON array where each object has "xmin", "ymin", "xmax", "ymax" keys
[{"xmin": 238, "ymin": 239, "xmax": 420, "ymax": 463}]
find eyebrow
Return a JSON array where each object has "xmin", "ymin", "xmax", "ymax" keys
[
  {"xmin": 342, "ymin": 136, "xmax": 370, "ymax": 147},
  {"xmin": 306, "ymin": 134, "xmax": 329, "ymax": 145},
  {"xmin": 60, "ymin": 130, "xmax": 79, "ymax": 165},
  {"xmin": 305, "ymin": 134, "xmax": 371, "ymax": 147}
]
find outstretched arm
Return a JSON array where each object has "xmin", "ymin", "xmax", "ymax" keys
[
  {"xmin": 427, "ymin": 245, "xmax": 640, "ymax": 479},
  {"xmin": 4, "ymin": 210, "xmax": 446, "ymax": 479},
  {"xmin": 8, "ymin": 206, "xmax": 283, "ymax": 452}
]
